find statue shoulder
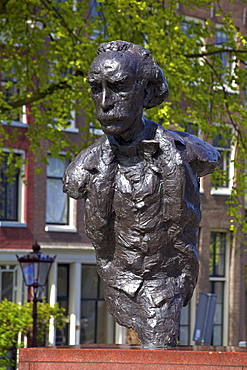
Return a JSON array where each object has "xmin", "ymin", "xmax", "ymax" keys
[
  {"xmin": 62, "ymin": 135, "xmax": 107, "ymax": 199},
  {"xmin": 72, "ymin": 135, "xmax": 107, "ymax": 170},
  {"xmin": 163, "ymin": 129, "xmax": 220, "ymax": 177}
]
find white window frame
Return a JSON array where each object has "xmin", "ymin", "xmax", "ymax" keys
[
  {"xmin": 209, "ymin": 230, "xmax": 230, "ymax": 346},
  {"xmin": 45, "ymin": 154, "xmax": 77, "ymax": 233},
  {"xmin": 45, "ymin": 199, "xmax": 77, "ymax": 233},
  {"xmin": 211, "ymin": 126, "xmax": 235, "ymax": 196},
  {"xmin": 0, "ymin": 148, "xmax": 26, "ymax": 228},
  {"xmin": 0, "ymin": 264, "xmax": 19, "ymax": 302}
]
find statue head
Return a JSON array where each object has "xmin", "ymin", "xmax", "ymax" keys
[{"xmin": 87, "ymin": 40, "xmax": 168, "ymax": 140}]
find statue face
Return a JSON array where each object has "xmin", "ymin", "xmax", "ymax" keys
[{"xmin": 87, "ymin": 52, "xmax": 145, "ymax": 137}]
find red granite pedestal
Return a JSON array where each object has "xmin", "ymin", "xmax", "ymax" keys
[{"xmin": 18, "ymin": 344, "xmax": 247, "ymax": 370}]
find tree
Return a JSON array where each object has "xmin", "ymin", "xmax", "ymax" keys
[
  {"xmin": 1, "ymin": 0, "xmax": 247, "ymax": 228},
  {"xmin": 0, "ymin": 299, "xmax": 66, "ymax": 369}
]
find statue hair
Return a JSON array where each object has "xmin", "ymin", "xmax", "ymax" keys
[{"xmin": 96, "ymin": 40, "xmax": 169, "ymax": 109}]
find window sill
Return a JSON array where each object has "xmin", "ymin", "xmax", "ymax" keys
[
  {"xmin": 213, "ymin": 84, "xmax": 239, "ymax": 95},
  {"xmin": 89, "ymin": 127, "xmax": 104, "ymax": 136},
  {"xmin": 45, "ymin": 225, "xmax": 77, "ymax": 233},
  {"xmin": 0, "ymin": 221, "xmax": 27, "ymax": 228},
  {"xmin": 62, "ymin": 127, "xmax": 79, "ymax": 133},
  {"xmin": 1, "ymin": 120, "xmax": 28, "ymax": 127},
  {"xmin": 211, "ymin": 188, "xmax": 231, "ymax": 196}
]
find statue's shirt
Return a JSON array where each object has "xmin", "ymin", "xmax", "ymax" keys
[{"xmin": 113, "ymin": 150, "xmax": 165, "ymax": 276}]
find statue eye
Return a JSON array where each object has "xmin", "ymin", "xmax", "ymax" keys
[
  {"xmin": 108, "ymin": 81, "xmax": 128, "ymax": 93},
  {"xmin": 91, "ymin": 83, "xmax": 102, "ymax": 94}
]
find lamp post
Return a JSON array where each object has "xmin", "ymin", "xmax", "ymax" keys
[{"xmin": 16, "ymin": 242, "xmax": 56, "ymax": 347}]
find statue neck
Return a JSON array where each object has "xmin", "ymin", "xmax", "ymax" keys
[{"xmin": 110, "ymin": 116, "xmax": 146, "ymax": 145}]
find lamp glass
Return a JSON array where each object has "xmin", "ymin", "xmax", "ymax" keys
[{"xmin": 38, "ymin": 262, "xmax": 52, "ymax": 286}]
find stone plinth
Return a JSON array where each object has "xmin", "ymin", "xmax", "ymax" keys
[{"xmin": 18, "ymin": 344, "xmax": 247, "ymax": 370}]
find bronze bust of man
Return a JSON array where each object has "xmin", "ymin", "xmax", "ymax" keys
[{"xmin": 63, "ymin": 40, "xmax": 220, "ymax": 347}]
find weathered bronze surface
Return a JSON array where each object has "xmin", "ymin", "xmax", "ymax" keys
[{"xmin": 63, "ymin": 40, "xmax": 220, "ymax": 348}]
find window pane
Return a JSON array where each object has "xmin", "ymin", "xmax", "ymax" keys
[
  {"xmin": 179, "ymin": 303, "xmax": 190, "ymax": 345},
  {"xmin": 80, "ymin": 301, "xmax": 96, "ymax": 344},
  {"xmin": 96, "ymin": 300, "xmax": 110, "ymax": 343},
  {"xmin": 212, "ymin": 325, "xmax": 222, "ymax": 346},
  {"xmin": 47, "ymin": 157, "xmax": 67, "ymax": 178},
  {"xmin": 81, "ymin": 265, "xmax": 98, "ymax": 299},
  {"xmin": 46, "ymin": 156, "xmax": 69, "ymax": 225},
  {"xmin": 180, "ymin": 326, "xmax": 189, "ymax": 345},
  {"xmin": 0, "ymin": 156, "xmax": 19, "ymax": 221},
  {"xmin": 1, "ymin": 271, "xmax": 13, "ymax": 301},
  {"xmin": 46, "ymin": 178, "xmax": 68, "ymax": 224},
  {"xmin": 212, "ymin": 132, "xmax": 231, "ymax": 188},
  {"xmin": 210, "ymin": 281, "xmax": 224, "ymax": 345},
  {"xmin": 57, "ymin": 265, "xmax": 69, "ymax": 303},
  {"xmin": 80, "ymin": 264, "xmax": 113, "ymax": 345},
  {"xmin": 56, "ymin": 264, "xmax": 69, "ymax": 346},
  {"xmin": 216, "ymin": 30, "xmax": 228, "ymax": 45},
  {"xmin": 1, "ymin": 71, "xmax": 20, "ymax": 121},
  {"xmin": 215, "ymin": 30, "xmax": 230, "ymax": 71},
  {"xmin": 210, "ymin": 232, "xmax": 226, "ymax": 277},
  {"xmin": 181, "ymin": 21, "xmax": 197, "ymax": 38}
]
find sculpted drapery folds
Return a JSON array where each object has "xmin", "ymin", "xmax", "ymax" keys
[{"xmin": 63, "ymin": 40, "xmax": 220, "ymax": 347}]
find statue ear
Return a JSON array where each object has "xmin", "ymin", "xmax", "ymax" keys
[{"xmin": 143, "ymin": 83, "xmax": 153, "ymax": 108}]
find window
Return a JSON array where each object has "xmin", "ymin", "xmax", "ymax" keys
[
  {"xmin": 181, "ymin": 17, "xmax": 205, "ymax": 82},
  {"xmin": 211, "ymin": 129, "xmax": 234, "ymax": 195},
  {"xmin": 56, "ymin": 264, "xmax": 70, "ymax": 345},
  {"xmin": 181, "ymin": 20, "xmax": 198, "ymax": 38},
  {"xmin": 45, "ymin": 155, "xmax": 76, "ymax": 232},
  {"xmin": 0, "ymin": 265, "xmax": 18, "ymax": 302},
  {"xmin": 48, "ymin": 63, "xmax": 78, "ymax": 133},
  {"xmin": 80, "ymin": 264, "xmax": 114, "ymax": 344},
  {"xmin": 214, "ymin": 27, "xmax": 237, "ymax": 93},
  {"xmin": 216, "ymin": 30, "xmax": 231, "ymax": 72},
  {"xmin": 209, "ymin": 231, "xmax": 229, "ymax": 345},
  {"xmin": 0, "ymin": 150, "xmax": 26, "ymax": 227},
  {"xmin": 210, "ymin": 232, "xmax": 226, "ymax": 277},
  {"xmin": 179, "ymin": 303, "xmax": 191, "ymax": 345},
  {"xmin": 0, "ymin": 70, "xmax": 27, "ymax": 125},
  {"xmin": 90, "ymin": 0, "xmax": 105, "ymax": 40},
  {"xmin": 181, "ymin": 17, "xmax": 205, "ymax": 52}
]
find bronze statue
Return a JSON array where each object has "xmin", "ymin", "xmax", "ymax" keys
[{"xmin": 63, "ymin": 40, "xmax": 220, "ymax": 347}]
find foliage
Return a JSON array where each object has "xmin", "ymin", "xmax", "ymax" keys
[
  {"xmin": 0, "ymin": 299, "xmax": 66, "ymax": 369},
  {"xmin": 1, "ymin": 0, "xmax": 247, "ymax": 229}
]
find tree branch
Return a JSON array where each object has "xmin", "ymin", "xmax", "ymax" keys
[
  {"xmin": 0, "ymin": 75, "xmax": 83, "ymax": 113},
  {"xmin": 184, "ymin": 48, "xmax": 247, "ymax": 58},
  {"xmin": 40, "ymin": 0, "xmax": 80, "ymax": 43},
  {"xmin": 0, "ymin": 0, "xmax": 11, "ymax": 14},
  {"xmin": 202, "ymin": 56, "xmax": 247, "ymax": 151}
]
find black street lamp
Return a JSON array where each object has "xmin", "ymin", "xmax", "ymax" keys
[{"xmin": 16, "ymin": 242, "xmax": 56, "ymax": 347}]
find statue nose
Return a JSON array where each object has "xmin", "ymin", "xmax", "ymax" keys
[{"xmin": 100, "ymin": 86, "xmax": 114, "ymax": 112}]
